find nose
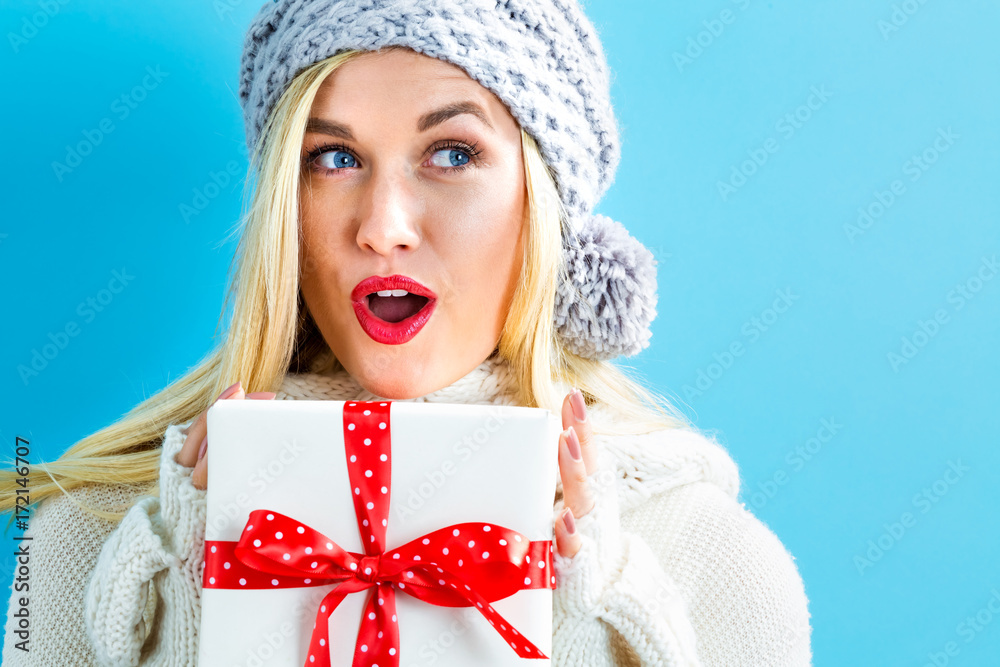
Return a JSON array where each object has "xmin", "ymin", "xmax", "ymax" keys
[{"xmin": 355, "ymin": 165, "xmax": 422, "ymax": 256}]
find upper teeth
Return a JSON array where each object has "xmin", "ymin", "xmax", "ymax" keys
[{"xmin": 375, "ymin": 289, "xmax": 410, "ymax": 297}]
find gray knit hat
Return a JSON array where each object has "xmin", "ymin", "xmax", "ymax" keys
[{"xmin": 238, "ymin": 0, "xmax": 657, "ymax": 360}]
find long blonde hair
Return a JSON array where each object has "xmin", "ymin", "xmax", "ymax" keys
[{"xmin": 0, "ymin": 49, "xmax": 690, "ymax": 522}]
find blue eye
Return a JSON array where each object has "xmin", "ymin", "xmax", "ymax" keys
[
  {"xmin": 428, "ymin": 148, "xmax": 471, "ymax": 168},
  {"xmin": 305, "ymin": 141, "xmax": 480, "ymax": 174},
  {"xmin": 316, "ymin": 150, "xmax": 357, "ymax": 170}
]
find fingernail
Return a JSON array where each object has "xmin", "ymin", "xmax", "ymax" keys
[
  {"xmin": 565, "ymin": 427, "xmax": 583, "ymax": 462},
  {"xmin": 197, "ymin": 436, "xmax": 208, "ymax": 461},
  {"xmin": 570, "ymin": 388, "xmax": 588, "ymax": 423},
  {"xmin": 218, "ymin": 381, "xmax": 241, "ymax": 401},
  {"xmin": 247, "ymin": 392, "xmax": 276, "ymax": 400},
  {"xmin": 562, "ymin": 508, "xmax": 576, "ymax": 535}
]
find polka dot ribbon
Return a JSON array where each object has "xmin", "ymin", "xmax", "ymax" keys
[{"xmin": 203, "ymin": 400, "xmax": 555, "ymax": 666}]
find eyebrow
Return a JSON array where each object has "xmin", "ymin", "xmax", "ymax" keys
[
  {"xmin": 305, "ymin": 101, "xmax": 494, "ymax": 139},
  {"xmin": 417, "ymin": 101, "xmax": 493, "ymax": 132}
]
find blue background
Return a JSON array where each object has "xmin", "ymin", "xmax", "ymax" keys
[{"xmin": 2, "ymin": 1, "xmax": 998, "ymax": 664}]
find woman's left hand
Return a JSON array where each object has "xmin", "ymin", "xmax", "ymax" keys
[{"xmin": 553, "ymin": 388, "xmax": 599, "ymax": 559}]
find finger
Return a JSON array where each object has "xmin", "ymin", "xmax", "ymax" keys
[
  {"xmin": 561, "ymin": 389, "xmax": 597, "ymax": 475},
  {"xmin": 191, "ymin": 452, "xmax": 208, "ymax": 490},
  {"xmin": 175, "ymin": 413, "xmax": 207, "ymax": 469},
  {"xmin": 189, "ymin": 386, "xmax": 261, "ymax": 489},
  {"xmin": 559, "ymin": 426, "xmax": 594, "ymax": 520},
  {"xmin": 553, "ymin": 507, "xmax": 580, "ymax": 559},
  {"xmin": 175, "ymin": 381, "xmax": 242, "ymax": 467}
]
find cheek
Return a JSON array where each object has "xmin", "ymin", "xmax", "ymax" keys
[
  {"xmin": 299, "ymin": 183, "xmax": 328, "ymax": 243},
  {"xmin": 450, "ymin": 162, "xmax": 523, "ymax": 245},
  {"xmin": 298, "ymin": 191, "xmax": 347, "ymax": 305},
  {"xmin": 480, "ymin": 171, "xmax": 526, "ymax": 274},
  {"xmin": 437, "ymin": 177, "xmax": 524, "ymax": 310}
]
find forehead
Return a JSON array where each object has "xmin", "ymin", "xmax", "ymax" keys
[{"xmin": 311, "ymin": 47, "xmax": 505, "ymax": 116}]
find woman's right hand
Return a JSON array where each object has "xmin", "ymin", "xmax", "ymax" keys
[{"xmin": 173, "ymin": 381, "xmax": 276, "ymax": 489}]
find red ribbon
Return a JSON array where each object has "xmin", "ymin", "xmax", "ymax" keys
[{"xmin": 203, "ymin": 400, "xmax": 554, "ymax": 666}]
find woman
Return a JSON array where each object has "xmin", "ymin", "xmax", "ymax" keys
[{"xmin": 1, "ymin": 1, "xmax": 812, "ymax": 665}]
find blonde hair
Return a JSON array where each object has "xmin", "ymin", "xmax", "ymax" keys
[{"xmin": 0, "ymin": 49, "xmax": 690, "ymax": 522}]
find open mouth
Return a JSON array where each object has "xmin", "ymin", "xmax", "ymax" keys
[
  {"xmin": 366, "ymin": 290, "xmax": 431, "ymax": 323},
  {"xmin": 351, "ymin": 276, "xmax": 438, "ymax": 345}
]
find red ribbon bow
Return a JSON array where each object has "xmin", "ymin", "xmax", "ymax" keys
[{"xmin": 204, "ymin": 400, "xmax": 554, "ymax": 666}]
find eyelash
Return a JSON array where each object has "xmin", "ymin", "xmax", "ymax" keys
[{"xmin": 303, "ymin": 140, "xmax": 483, "ymax": 175}]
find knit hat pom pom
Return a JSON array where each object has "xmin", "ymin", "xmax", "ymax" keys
[{"xmin": 554, "ymin": 214, "xmax": 658, "ymax": 360}]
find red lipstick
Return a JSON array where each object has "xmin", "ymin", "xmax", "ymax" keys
[{"xmin": 351, "ymin": 275, "xmax": 437, "ymax": 345}]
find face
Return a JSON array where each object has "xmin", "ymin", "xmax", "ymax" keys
[{"xmin": 298, "ymin": 48, "xmax": 526, "ymax": 399}]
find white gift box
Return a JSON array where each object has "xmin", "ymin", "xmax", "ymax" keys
[{"xmin": 199, "ymin": 399, "xmax": 561, "ymax": 667}]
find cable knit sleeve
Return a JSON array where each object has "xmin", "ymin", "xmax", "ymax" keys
[
  {"xmin": 1, "ymin": 480, "xmax": 149, "ymax": 666},
  {"xmin": 552, "ymin": 448, "xmax": 703, "ymax": 666},
  {"xmin": 622, "ymin": 480, "xmax": 812, "ymax": 666},
  {"xmin": 84, "ymin": 422, "xmax": 206, "ymax": 667},
  {"xmin": 552, "ymin": 446, "xmax": 812, "ymax": 666}
]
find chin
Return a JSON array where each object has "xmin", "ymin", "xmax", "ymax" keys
[
  {"xmin": 334, "ymin": 332, "xmax": 496, "ymax": 399},
  {"xmin": 344, "ymin": 351, "xmax": 433, "ymax": 399},
  {"xmin": 358, "ymin": 371, "xmax": 431, "ymax": 400}
]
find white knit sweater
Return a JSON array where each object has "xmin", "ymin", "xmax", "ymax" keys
[{"xmin": 2, "ymin": 356, "xmax": 812, "ymax": 666}]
